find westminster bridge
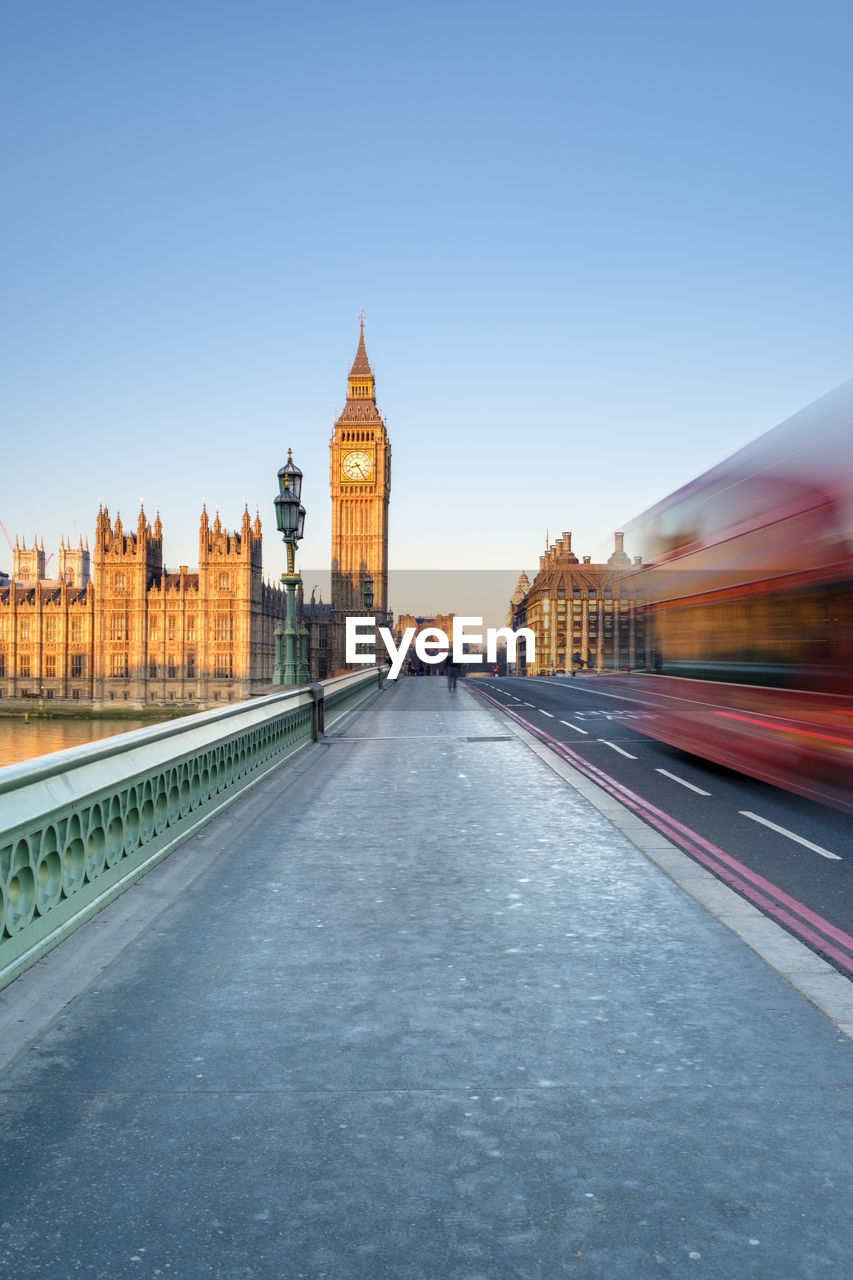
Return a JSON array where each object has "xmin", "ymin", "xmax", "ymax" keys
[{"xmin": 1, "ymin": 673, "xmax": 853, "ymax": 1279}]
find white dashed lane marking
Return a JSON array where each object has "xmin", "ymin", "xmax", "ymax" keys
[
  {"xmin": 498, "ymin": 689, "xmax": 844, "ymax": 869},
  {"xmin": 740, "ymin": 812, "xmax": 841, "ymax": 861},
  {"xmin": 655, "ymin": 768, "xmax": 711, "ymax": 796},
  {"xmin": 599, "ymin": 740, "xmax": 637, "ymax": 759}
]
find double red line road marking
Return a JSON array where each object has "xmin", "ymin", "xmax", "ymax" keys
[{"xmin": 474, "ymin": 685, "xmax": 853, "ymax": 977}]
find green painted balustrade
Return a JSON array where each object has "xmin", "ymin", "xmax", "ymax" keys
[{"xmin": 0, "ymin": 667, "xmax": 385, "ymax": 990}]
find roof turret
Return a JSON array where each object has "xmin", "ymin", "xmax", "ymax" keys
[
  {"xmin": 348, "ymin": 314, "xmax": 373, "ymax": 379},
  {"xmin": 338, "ymin": 314, "xmax": 384, "ymax": 427}
]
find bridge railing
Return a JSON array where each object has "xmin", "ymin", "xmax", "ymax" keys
[{"xmin": 0, "ymin": 667, "xmax": 385, "ymax": 990}]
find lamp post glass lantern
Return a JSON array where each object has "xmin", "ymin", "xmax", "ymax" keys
[{"xmin": 273, "ymin": 449, "xmax": 308, "ymax": 686}]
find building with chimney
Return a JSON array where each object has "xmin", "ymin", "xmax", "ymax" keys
[{"xmin": 510, "ymin": 533, "xmax": 643, "ymax": 675}]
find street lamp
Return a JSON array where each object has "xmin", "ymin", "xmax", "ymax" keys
[
  {"xmin": 273, "ymin": 450, "xmax": 308, "ymax": 685},
  {"xmin": 358, "ymin": 574, "xmax": 375, "ymax": 665}
]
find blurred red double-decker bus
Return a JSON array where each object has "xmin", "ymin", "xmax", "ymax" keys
[{"xmin": 620, "ymin": 378, "xmax": 853, "ymax": 813}]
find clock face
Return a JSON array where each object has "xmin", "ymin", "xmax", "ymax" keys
[{"xmin": 342, "ymin": 449, "xmax": 374, "ymax": 481}]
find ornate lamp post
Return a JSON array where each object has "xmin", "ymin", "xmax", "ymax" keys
[
  {"xmin": 273, "ymin": 450, "xmax": 307, "ymax": 686},
  {"xmin": 358, "ymin": 574, "xmax": 375, "ymax": 663}
]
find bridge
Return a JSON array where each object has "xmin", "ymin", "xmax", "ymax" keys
[{"xmin": 2, "ymin": 673, "xmax": 853, "ymax": 1277}]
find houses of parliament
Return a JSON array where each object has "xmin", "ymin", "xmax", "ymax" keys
[{"xmin": 0, "ymin": 323, "xmax": 392, "ymax": 707}]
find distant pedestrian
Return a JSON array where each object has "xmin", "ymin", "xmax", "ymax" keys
[
  {"xmin": 493, "ymin": 665, "xmax": 499, "ymax": 677},
  {"xmin": 447, "ymin": 662, "xmax": 458, "ymax": 692}
]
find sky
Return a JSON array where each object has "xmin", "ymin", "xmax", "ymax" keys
[{"xmin": 2, "ymin": 0, "xmax": 852, "ymax": 615}]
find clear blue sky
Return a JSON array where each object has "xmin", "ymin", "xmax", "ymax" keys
[{"xmin": 2, "ymin": 0, "xmax": 852, "ymax": 605}]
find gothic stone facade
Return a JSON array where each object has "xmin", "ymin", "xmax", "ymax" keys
[
  {"xmin": 0, "ymin": 505, "xmax": 288, "ymax": 707},
  {"xmin": 329, "ymin": 321, "xmax": 391, "ymax": 672},
  {"xmin": 12, "ymin": 534, "xmax": 91, "ymax": 588}
]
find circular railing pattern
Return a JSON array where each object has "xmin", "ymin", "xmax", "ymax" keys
[{"xmin": 0, "ymin": 704, "xmax": 314, "ymax": 942}]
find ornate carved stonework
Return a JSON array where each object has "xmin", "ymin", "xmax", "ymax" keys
[{"xmin": 329, "ymin": 320, "xmax": 391, "ymax": 671}]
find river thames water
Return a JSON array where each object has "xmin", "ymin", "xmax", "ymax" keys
[{"xmin": 0, "ymin": 718, "xmax": 156, "ymax": 769}]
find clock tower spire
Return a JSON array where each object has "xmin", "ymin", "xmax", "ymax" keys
[{"xmin": 330, "ymin": 318, "xmax": 392, "ymax": 668}]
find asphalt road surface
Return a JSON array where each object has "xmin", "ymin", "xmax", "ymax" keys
[{"xmin": 470, "ymin": 673, "xmax": 853, "ymax": 972}]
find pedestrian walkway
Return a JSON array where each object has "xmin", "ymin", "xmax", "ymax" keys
[{"xmin": 2, "ymin": 677, "xmax": 853, "ymax": 1279}]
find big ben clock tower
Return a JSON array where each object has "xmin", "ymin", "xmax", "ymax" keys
[{"xmin": 330, "ymin": 317, "xmax": 391, "ymax": 668}]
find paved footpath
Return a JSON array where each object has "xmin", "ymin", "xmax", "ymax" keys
[{"xmin": 2, "ymin": 678, "xmax": 853, "ymax": 1279}]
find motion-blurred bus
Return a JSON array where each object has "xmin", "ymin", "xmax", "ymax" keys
[{"xmin": 621, "ymin": 378, "xmax": 853, "ymax": 813}]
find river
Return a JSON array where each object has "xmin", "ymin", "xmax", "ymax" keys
[{"xmin": 0, "ymin": 718, "xmax": 160, "ymax": 769}]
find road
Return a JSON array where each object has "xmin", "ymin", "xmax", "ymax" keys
[{"xmin": 469, "ymin": 673, "xmax": 853, "ymax": 973}]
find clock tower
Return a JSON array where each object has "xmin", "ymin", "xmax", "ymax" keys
[{"xmin": 330, "ymin": 319, "xmax": 391, "ymax": 666}]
